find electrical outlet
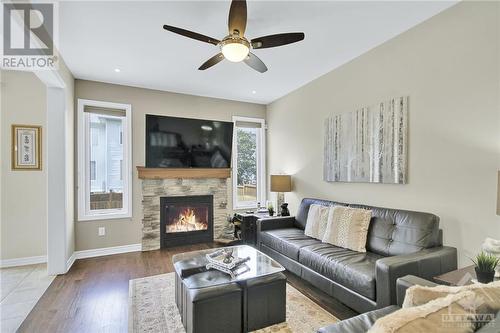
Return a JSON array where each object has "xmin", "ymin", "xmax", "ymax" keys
[{"xmin": 98, "ymin": 227, "xmax": 105, "ymax": 236}]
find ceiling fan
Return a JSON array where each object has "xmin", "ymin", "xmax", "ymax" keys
[{"xmin": 163, "ymin": 0, "xmax": 305, "ymax": 73}]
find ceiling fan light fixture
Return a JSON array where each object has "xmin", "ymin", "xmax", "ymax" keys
[
  {"xmin": 220, "ymin": 38, "xmax": 250, "ymax": 62},
  {"xmin": 163, "ymin": 0, "xmax": 305, "ymax": 72}
]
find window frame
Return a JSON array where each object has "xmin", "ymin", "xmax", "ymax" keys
[
  {"xmin": 77, "ymin": 99, "xmax": 132, "ymax": 221},
  {"xmin": 232, "ymin": 116, "xmax": 266, "ymax": 210}
]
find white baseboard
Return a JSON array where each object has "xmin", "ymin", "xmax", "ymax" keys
[
  {"xmin": 1, "ymin": 244, "xmax": 142, "ymax": 270},
  {"xmin": 0, "ymin": 255, "xmax": 47, "ymax": 268},
  {"xmin": 74, "ymin": 243, "xmax": 142, "ymax": 260},
  {"xmin": 65, "ymin": 252, "xmax": 76, "ymax": 273}
]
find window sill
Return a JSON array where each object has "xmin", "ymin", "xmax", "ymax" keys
[
  {"xmin": 233, "ymin": 204, "xmax": 259, "ymax": 211},
  {"xmin": 77, "ymin": 212, "xmax": 132, "ymax": 222}
]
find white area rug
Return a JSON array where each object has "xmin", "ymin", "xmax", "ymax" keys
[{"xmin": 129, "ymin": 272, "xmax": 338, "ymax": 333}]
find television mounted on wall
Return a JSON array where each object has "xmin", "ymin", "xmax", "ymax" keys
[{"xmin": 145, "ymin": 114, "xmax": 233, "ymax": 168}]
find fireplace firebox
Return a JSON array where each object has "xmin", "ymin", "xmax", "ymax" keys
[{"xmin": 160, "ymin": 195, "xmax": 214, "ymax": 248}]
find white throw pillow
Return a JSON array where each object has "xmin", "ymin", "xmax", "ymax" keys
[
  {"xmin": 322, "ymin": 206, "xmax": 372, "ymax": 252},
  {"xmin": 319, "ymin": 208, "xmax": 334, "ymax": 240},
  {"xmin": 304, "ymin": 204, "xmax": 331, "ymax": 240}
]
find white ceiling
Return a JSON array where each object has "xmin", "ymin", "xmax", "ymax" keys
[{"xmin": 59, "ymin": 1, "xmax": 456, "ymax": 104}]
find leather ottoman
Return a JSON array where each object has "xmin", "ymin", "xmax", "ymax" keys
[
  {"xmin": 246, "ymin": 272, "xmax": 286, "ymax": 331},
  {"xmin": 173, "ymin": 246, "xmax": 287, "ymax": 333},
  {"xmin": 175, "ymin": 271, "xmax": 287, "ymax": 333},
  {"xmin": 176, "ymin": 272, "xmax": 243, "ymax": 333}
]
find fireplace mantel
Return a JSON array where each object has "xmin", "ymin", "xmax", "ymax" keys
[{"xmin": 137, "ymin": 166, "xmax": 231, "ymax": 179}]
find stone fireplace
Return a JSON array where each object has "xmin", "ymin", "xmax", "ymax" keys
[
  {"xmin": 160, "ymin": 195, "xmax": 213, "ymax": 248},
  {"xmin": 139, "ymin": 169, "xmax": 230, "ymax": 251}
]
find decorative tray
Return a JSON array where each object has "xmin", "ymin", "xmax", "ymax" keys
[{"xmin": 205, "ymin": 249, "xmax": 250, "ymax": 278}]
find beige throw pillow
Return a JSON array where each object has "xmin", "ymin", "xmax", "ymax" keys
[
  {"xmin": 318, "ymin": 208, "xmax": 334, "ymax": 240},
  {"xmin": 304, "ymin": 204, "xmax": 331, "ymax": 240},
  {"xmin": 403, "ymin": 280, "xmax": 500, "ymax": 315},
  {"xmin": 322, "ymin": 206, "xmax": 372, "ymax": 252},
  {"xmin": 368, "ymin": 291, "xmax": 476, "ymax": 333}
]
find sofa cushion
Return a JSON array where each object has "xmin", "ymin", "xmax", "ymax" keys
[
  {"xmin": 296, "ymin": 199, "xmax": 441, "ymax": 256},
  {"xmin": 296, "ymin": 198, "xmax": 347, "ymax": 230},
  {"xmin": 318, "ymin": 305, "xmax": 399, "ymax": 333},
  {"xmin": 351, "ymin": 204, "xmax": 440, "ymax": 256},
  {"xmin": 304, "ymin": 204, "xmax": 331, "ymax": 240},
  {"xmin": 299, "ymin": 243, "xmax": 383, "ymax": 300},
  {"xmin": 368, "ymin": 291, "xmax": 476, "ymax": 333},
  {"xmin": 259, "ymin": 228, "xmax": 321, "ymax": 261},
  {"xmin": 322, "ymin": 206, "xmax": 372, "ymax": 252},
  {"xmin": 402, "ymin": 280, "xmax": 500, "ymax": 315}
]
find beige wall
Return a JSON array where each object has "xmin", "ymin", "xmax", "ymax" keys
[
  {"xmin": 74, "ymin": 80, "xmax": 266, "ymax": 251},
  {"xmin": 0, "ymin": 58, "xmax": 75, "ymax": 267},
  {"xmin": 0, "ymin": 70, "xmax": 48, "ymax": 260},
  {"xmin": 267, "ymin": 1, "xmax": 500, "ymax": 266}
]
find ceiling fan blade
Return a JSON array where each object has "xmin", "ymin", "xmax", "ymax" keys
[
  {"xmin": 251, "ymin": 32, "xmax": 305, "ymax": 49},
  {"xmin": 228, "ymin": 0, "xmax": 247, "ymax": 36},
  {"xmin": 198, "ymin": 53, "xmax": 224, "ymax": 70},
  {"xmin": 163, "ymin": 25, "xmax": 220, "ymax": 45},
  {"xmin": 244, "ymin": 52, "xmax": 267, "ymax": 73}
]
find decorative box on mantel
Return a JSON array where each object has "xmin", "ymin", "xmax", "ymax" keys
[{"xmin": 137, "ymin": 166, "xmax": 231, "ymax": 251}]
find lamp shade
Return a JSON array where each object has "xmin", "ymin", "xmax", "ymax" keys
[{"xmin": 271, "ymin": 175, "xmax": 292, "ymax": 192}]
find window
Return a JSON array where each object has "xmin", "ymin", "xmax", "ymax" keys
[
  {"xmin": 232, "ymin": 116, "xmax": 266, "ymax": 209},
  {"xmin": 120, "ymin": 159, "xmax": 123, "ymax": 181},
  {"xmin": 90, "ymin": 161, "xmax": 96, "ymax": 181},
  {"xmin": 77, "ymin": 99, "xmax": 132, "ymax": 221},
  {"xmin": 91, "ymin": 127, "xmax": 98, "ymax": 145}
]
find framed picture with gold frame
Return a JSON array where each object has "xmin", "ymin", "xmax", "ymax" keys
[{"xmin": 11, "ymin": 125, "xmax": 42, "ymax": 170}]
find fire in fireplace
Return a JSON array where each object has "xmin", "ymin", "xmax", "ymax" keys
[
  {"xmin": 160, "ymin": 195, "xmax": 213, "ymax": 247},
  {"xmin": 166, "ymin": 207, "xmax": 209, "ymax": 233}
]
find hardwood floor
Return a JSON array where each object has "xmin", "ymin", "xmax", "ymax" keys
[{"xmin": 19, "ymin": 243, "xmax": 357, "ymax": 333}]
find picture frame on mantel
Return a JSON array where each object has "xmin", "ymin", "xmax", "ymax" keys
[{"xmin": 11, "ymin": 124, "xmax": 42, "ymax": 170}]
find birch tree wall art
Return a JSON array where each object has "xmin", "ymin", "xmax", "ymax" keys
[{"xmin": 324, "ymin": 96, "xmax": 408, "ymax": 184}]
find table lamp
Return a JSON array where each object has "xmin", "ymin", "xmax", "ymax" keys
[{"xmin": 270, "ymin": 175, "xmax": 292, "ymax": 216}]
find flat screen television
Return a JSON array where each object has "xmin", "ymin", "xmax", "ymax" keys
[{"xmin": 145, "ymin": 114, "xmax": 233, "ymax": 168}]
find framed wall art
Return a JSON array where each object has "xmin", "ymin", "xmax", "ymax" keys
[
  {"xmin": 324, "ymin": 96, "xmax": 408, "ymax": 184},
  {"xmin": 11, "ymin": 124, "xmax": 42, "ymax": 170}
]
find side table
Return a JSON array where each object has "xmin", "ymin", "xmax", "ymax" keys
[
  {"xmin": 433, "ymin": 265, "xmax": 499, "ymax": 286},
  {"xmin": 234, "ymin": 212, "xmax": 281, "ymax": 246}
]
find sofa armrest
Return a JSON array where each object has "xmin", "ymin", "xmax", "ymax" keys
[
  {"xmin": 396, "ymin": 275, "xmax": 438, "ymax": 307},
  {"xmin": 256, "ymin": 217, "xmax": 296, "ymax": 249},
  {"xmin": 376, "ymin": 246, "xmax": 457, "ymax": 307},
  {"xmin": 256, "ymin": 216, "xmax": 295, "ymax": 232}
]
